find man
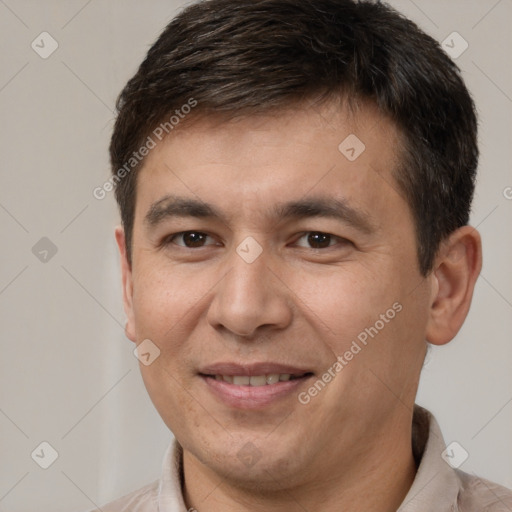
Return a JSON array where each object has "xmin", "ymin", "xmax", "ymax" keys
[{"xmin": 93, "ymin": 0, "xmax": 512, "ymax": 510}]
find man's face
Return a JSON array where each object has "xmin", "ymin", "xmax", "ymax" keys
[{"xmin": 118, "ymin": 102, "xmax": 433, "ymax": 487}]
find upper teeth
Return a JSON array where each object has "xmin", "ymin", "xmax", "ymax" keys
[{"xmin": 214, "ymin": 374, "xmax": 292, "ymax": 386}]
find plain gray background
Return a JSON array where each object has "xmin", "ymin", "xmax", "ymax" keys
[{"xmin": 0, "ymin": 1, "xmax": 511, "ymax": 510}]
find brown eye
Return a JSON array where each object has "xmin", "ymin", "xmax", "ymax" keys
[
  {"xmin": 295, "ymin": 231, "xmax": 337, "ymax": 249},
  {"xmin": 307, "ymin": 232, "xmax": 332, "ymax": 249},
  {"xmin": 168, "ymin": 231, "xmax": 214, "ymax": 248}
]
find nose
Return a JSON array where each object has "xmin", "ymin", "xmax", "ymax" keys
[{"xmin": 206, "ymin": 242, "xmax": 293, "ymax": 339}]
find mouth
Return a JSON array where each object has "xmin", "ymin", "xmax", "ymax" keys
[
  {"xmin": 202, "ymin": 373, "xmax": 312, "ymax": 386},
  {"xmin": 198, "ymin": 363, "xmax": 314, "ymax": 409}
]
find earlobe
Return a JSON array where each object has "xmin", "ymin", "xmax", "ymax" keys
[
  {"xmin": 425, "ymin": 226, "xmax": 482, "ymax": 346},
  {"xmin": 115, "ymin": 226, "xmax": 137, "ymax": 343}
]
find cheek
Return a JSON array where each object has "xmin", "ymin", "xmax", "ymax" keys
[
  {"xmin": 289, "ymin": 259, "xmax": 428, "ymax": 385},
  {"xmin": 130, "ymin": 261, "xmax": 217, "ymax": 384},
  {"xmin": 131, "ymin": 262, "xmax": 202, "ymax": 338},
  {"xmin": 140, "ymin": 361, "xmax": 201, "ymax": 434},
  {"xmin": 290, "ymin": 265, "xmax": 399, "ymax": 347}
]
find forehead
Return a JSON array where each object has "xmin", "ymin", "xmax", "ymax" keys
[{"xmin": 134, "ymin": 101, "xmax": 408, "ymax": 227}]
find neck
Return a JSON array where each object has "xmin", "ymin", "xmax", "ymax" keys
[{"xmin": 182, "ymin": 414, "xmax": 417, "ymax": 512}]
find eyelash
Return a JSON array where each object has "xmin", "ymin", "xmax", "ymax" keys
[{"xmin": 162, "ymin": 231, "xmax": 350, "ymax": 250}]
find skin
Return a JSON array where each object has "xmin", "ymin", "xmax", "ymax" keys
[{"xmin": 115, "ymin": 100, "xmax": 482, "ymax": 512}]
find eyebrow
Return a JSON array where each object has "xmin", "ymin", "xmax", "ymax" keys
[
  {"xmin": 144, "ymin": 195, "xmax": 223, "ymax": 227},
  {"xmin": 144, "ymin": 194, "xmax": 375, "ymax": 234},
  {"xmin": 275, "ymin": 197, "xmax": 375, "ymax": 234}
]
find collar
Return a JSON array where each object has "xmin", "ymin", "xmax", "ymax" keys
[{"xmin": 398, "ymin": 405, "xmax": 460, "ymax": 511}]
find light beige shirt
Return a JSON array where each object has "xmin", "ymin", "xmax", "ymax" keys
[{"xmin": 91, "ymin": 406, "xmax": 512, "ymax": 511}]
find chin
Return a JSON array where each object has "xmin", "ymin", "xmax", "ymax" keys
[{"xmin": 190, "ymin": 429, "xmax": 308, "ymax": 488}]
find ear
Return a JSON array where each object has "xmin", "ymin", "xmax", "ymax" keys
[
  {"xmin": 115, "ymin": 226, "xmax": 137, "ymax": 343},
  {"xmin": 425, "ymin": 226, "xmax": 482, "ymax": 345}
]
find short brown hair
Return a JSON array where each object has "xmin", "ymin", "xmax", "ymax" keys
[{"xmin": 110, "ymin": 0, "xmax": 478, "ymax": 275}]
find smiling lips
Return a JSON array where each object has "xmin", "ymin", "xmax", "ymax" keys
[
  {"xmin": 199, "ymin": 362, "xmax": 314, "ymax": 408},
  {"xmin": 212, "ymin": 373, "xmax": 298, "ymax": 386}
]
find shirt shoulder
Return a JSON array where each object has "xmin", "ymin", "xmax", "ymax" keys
[
  {"xmin": 85, "ymin": 480, "xmax": 159, "ymax": 512},
  {"xmin": 456, "ymin": 470, "xmax": 512, "ymax": 511}
]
